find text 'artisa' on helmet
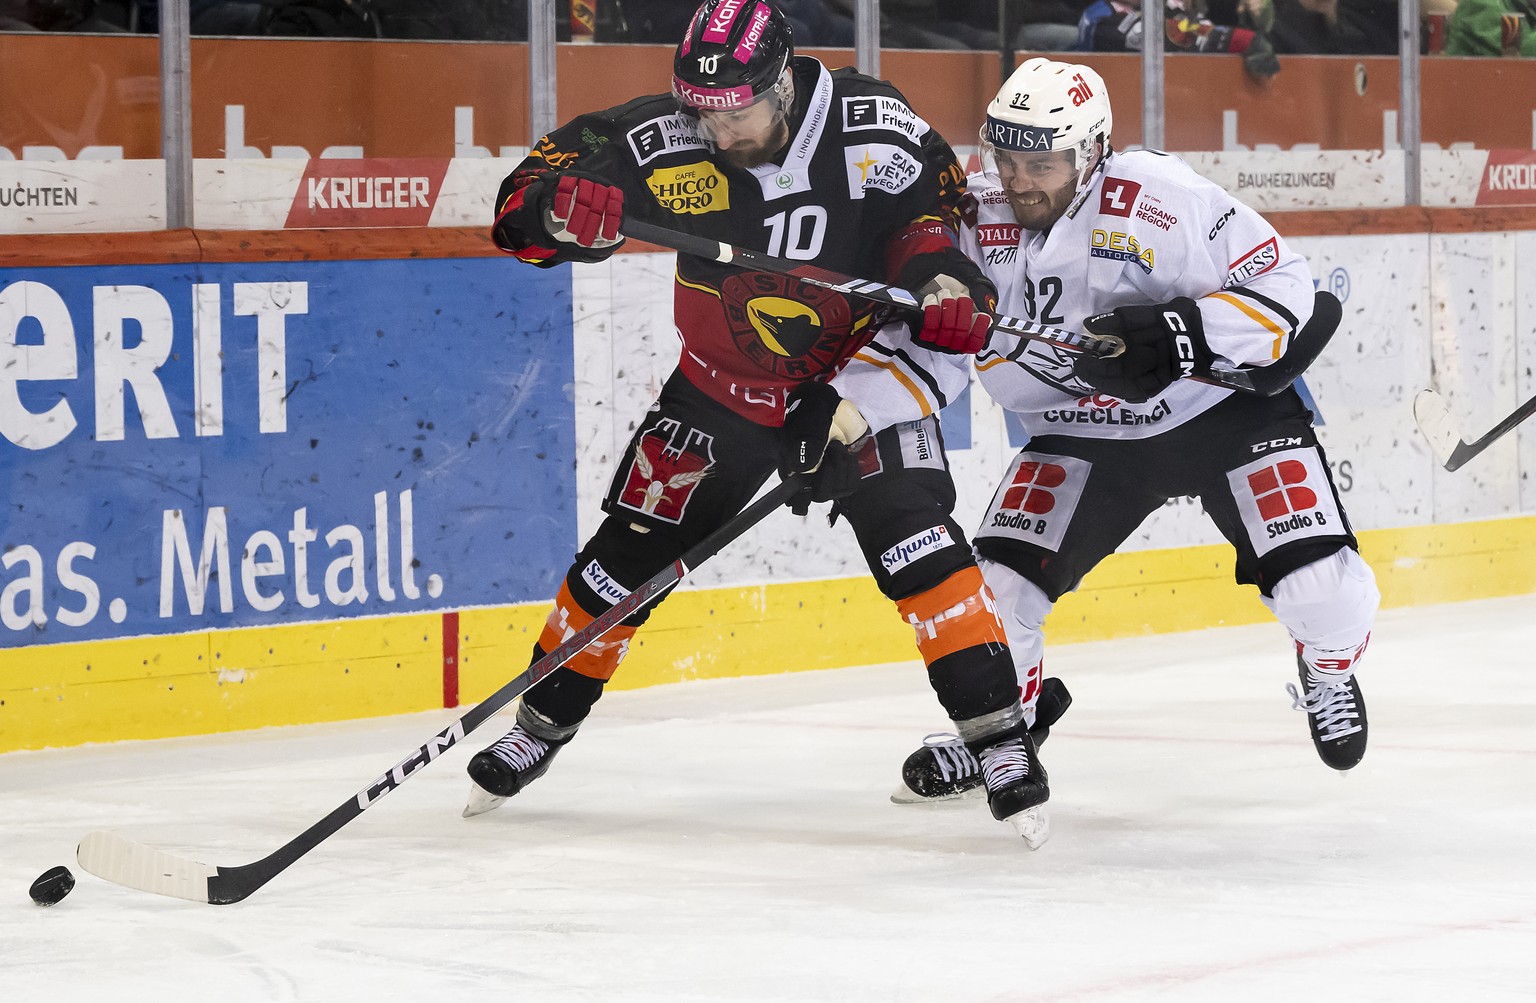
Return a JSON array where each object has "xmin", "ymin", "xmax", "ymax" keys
[
  {"xmin": 673, "ymin": 0, "xmax": 794, "ymax": 111},
  {"xmin": 983, "ymin": 57, "xmax": 1113, "ymax": 157}
]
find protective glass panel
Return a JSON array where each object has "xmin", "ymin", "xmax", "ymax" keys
[{"xmin": 0, "ymin": 27, "xmax": 161, "ymax": 233}]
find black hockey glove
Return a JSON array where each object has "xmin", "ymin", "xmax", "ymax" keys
[
  {"xmin": 779, "ymin": 382, "xmax": 869, "ymax": 513},
  {"xmin": 1073, "ymin": 297, "xmax": 1214, "ymax": 403}
]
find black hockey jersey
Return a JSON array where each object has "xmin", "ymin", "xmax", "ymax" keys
[{"xmin": 491, "ymin": 55, "xmax": 981, "ymax": 425}]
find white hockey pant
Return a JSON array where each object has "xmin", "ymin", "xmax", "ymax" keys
[
  {"xmin": 978, "ymin": 558, "xmax": 1051, "ymax": 727},
  {"xmin": 1261, "ymin": 547, "xmax": 1380, "ymax": 680},
  {"xmin": 984, "ymin": 547, "xmax": 1379, "ymax": 698}
]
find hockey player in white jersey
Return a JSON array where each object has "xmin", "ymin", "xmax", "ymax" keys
[{"xmin": 893, "ymin": 57, "xmax": 1379, "ymax": 805}]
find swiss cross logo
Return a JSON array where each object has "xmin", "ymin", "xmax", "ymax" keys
[
  {"xmin": 1002, "ymin": 461, "xmax": 1067, "ymax": 514},
  {"xmin": 617, "ymin": 419, "xmax": 716, "ymax": 524},
  {"xmin": 1247, "ymin": 460, "xmax": 1318, "ymax": 520},
  {"xmin": 1099, "ymin": 178, "xmax": 1141, "ymax": 218}
]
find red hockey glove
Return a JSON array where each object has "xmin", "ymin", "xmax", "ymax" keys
[
  {"xmin": 544, "ymin": 173, "xmax": 625, "ymax": 249},
  {"xmin": 917, "ymin": 274, "xmax": 993, "ymax": 355},
  {"xmin": 1073, "ymin": 297, "xmax": 1214, "ymax": 403}
]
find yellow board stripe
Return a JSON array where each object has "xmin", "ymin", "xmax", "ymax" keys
[
  {"xmin": 1208, "ymin": 291, "xmax": 1288, "ymax": 360},
  {"xmin": 6, "ymin": 516, "xmax": 1534, "ymax": 753}
]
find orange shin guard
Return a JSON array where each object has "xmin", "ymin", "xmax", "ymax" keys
[
  {"xmin": 895, "ymin": 566, "xmax": 1008, "ymax": 665},
  {"xmin": 537, "ymin": 582, "xmax": 637, "ymax": 681}
]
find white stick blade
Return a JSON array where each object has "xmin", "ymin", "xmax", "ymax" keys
[
  {"xmin": 1413, "ymin": 389, "xmax": 1462, "ymax": 465},
  {"xmin": 77, "ymin": 831, "xmax": 218, "ymax": 902}
]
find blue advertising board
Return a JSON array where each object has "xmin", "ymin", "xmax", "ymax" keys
[{"xmin": 0, "ymin": 257, "xmax": 576, "ymax": 646}]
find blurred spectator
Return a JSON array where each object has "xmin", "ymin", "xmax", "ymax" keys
[
  {"xmin": 621, "ymin": 0, "xmax": 849, "ymax": 45},
  {"xmin": 782, "ymin": 0, "xmax": 854, "ymax": 45},
  {"xmin": 1446, "ymin": 0, "xmax": 1536, "ymax": 55},
  {"xmin": 189, "ymin": 1, "xmax": 264, "ymax": 34},
  {"xmin": 0, "ymin": 0, "xmax": 126, "ymax": 30},
  {"xmin": 228, "ymin": 0, "xmax": 527, "ymax": 39},
  {"xmin": 0, "ymin": 3, "xmax": 36, "ymax": 28},
  {"xmin": 615, "ymin": 0, "xmax": 699, "ymax": 41},
  {"xmin": 858, "ymin": 0, "xmax": 1000, "ymax": 49},
  {"xmin": 252, "ymin": 0, "xmax": 382, "ymax": 36},
  {"xmin": 1013, "ymin": 0, "xmax": 1094, "ymax": 50},
  {"xmin": 1265, "ymin": 0, "xmax": 1399, "ymax": 54},
  {"xmin": 1077, "ymin": 0, "xmax": 1281, "ymax": 78}
]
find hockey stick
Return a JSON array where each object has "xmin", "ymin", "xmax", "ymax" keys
[
  {"xmin": 77, "ymin": 476, "xmax": 804, "ymax": 904},
  {"xmin": 622, "ymin": 217, "xmax": 1335, "ymax": 397},
  {"xmin": 1413, "ymin": 388, "xmax": 1536, "ymax": 472}
]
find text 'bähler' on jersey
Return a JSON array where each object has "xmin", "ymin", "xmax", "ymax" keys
[
  {"xmin": 1090, "ymin": 229, "xmax": 1155, "ymax": 273},
  {"xmin": 844, "ymin": 144, "xmax": 923, "ymax": 199},
  {"xmin": 647, "ymin": 162, "xmax": 730, "ymax": 214}
]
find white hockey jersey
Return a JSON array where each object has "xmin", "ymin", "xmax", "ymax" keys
[{"xmin": 962, "ymin": 149, "xmax": 1316, "ymax": 441}]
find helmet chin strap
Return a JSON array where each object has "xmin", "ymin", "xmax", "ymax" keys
[{"xmin": 1064, "ymin": 139, "xmax": 1111, "ymax": 221}]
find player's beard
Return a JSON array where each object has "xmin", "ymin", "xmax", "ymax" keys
[
  {"xmin": 717, "ymin": 120, "xmax": 791, "ymax": 170},
  {"xmin": 1007, "ymin": 179, "xmax": 1078, "ymax": 231}
]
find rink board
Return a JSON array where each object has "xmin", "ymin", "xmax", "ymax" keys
[
  {"xmin": 5, "ymin": 226, "xmax": 1536, "ymax": 751},
  {"xmin": 6, "ymin": 515, "xmax": 1533, "ymax": 752}
]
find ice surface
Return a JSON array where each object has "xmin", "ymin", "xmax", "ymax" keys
[{"xmin": 4, "ymin": 596, "xmax": 1535, "ymax": 1002}]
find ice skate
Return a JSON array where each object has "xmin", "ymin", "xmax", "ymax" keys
[
  {"xmin": 975, "ymin": 727, "xmax": 1050, "ymax": 849},
  {"xmin": 463, "ymin": 707, "xmax": 572, "ymax": 817},
  {"xmin": 891, "ymin": 677, "xmax": 1071, "ymax": 804},
  {"xmin": 1286, "ymin": 655, "xmax": 1367, "ymax": 772}
]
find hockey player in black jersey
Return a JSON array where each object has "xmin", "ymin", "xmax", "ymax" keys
[{"xmin": 467, "ymin": 0, "xmax": 1058, "ymax": 845}]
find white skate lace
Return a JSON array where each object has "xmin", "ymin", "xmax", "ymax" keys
[
  {"xmin": 921, "ymin": 733, "xmax": 980, "ymax": 782},
  {"xmin": 1286, "ymin": 674, "xmax": 1362, "ymax": 741},
  {"xmin": 978, "ymin": 737, "xmax": 1031, "ymax": 792},
  {"xmin": 488, "ymin": 728, "xmax": 550, "ymax": 771}
]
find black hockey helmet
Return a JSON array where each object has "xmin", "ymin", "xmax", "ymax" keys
[{"xmin": 672, "ymin": 0, "xmax": 794, "ymax": 113}]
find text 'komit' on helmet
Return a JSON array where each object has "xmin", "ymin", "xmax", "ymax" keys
[{"xmin": 672, "ymin": 0, "xmax": 796, "ymax": 166}]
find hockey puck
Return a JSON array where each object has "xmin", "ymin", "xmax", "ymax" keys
[{"xmin": 29, "ymin": 865, "xmax": 75, "ymax": 906}]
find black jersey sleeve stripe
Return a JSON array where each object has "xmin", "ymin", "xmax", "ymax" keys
[
  {"xmin": 889, "ymin": 347, "xmax": 950, "ymax": 410},
  {"xmin": 853, "ymin": 339, "xmax": 950, "ymax": 411},
  {"xmin": 1222, "ymin": 286, "xmax": 1300, "ymax": 333}
]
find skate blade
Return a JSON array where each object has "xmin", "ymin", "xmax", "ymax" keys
[
  {"xmin": 889, "ymin": 782, "xmax": 987, "ymax": 805},
  {"xmin": 1006, "ymin": 805, "xmax": 1050, "ymax": 850},
  {"xmin": 462, "ymin": 784, "xmax": 508, "ymax": 818}
]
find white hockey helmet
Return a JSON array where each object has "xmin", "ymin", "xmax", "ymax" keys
[{"xmin": 981, "ymin": 58, "xmax": 1112, "ymax": 194}]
